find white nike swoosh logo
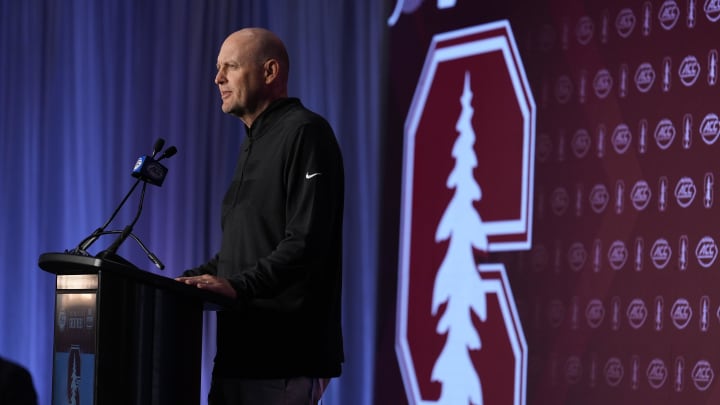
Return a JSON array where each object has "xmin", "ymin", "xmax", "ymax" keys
[{"xmin": 305, "ymin": 172, "xmax": 322, "ymax": 179}]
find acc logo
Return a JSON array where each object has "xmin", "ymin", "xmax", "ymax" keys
[
  {"xmin": 571, "ymin": 129, "xmax": 591, "ymax": 158},
  {"xmin": 576, "ymin": 16, "xmax": 594, "ymax": 45},
  {"xmin": 700, "ymin": 113, "xmax": 720, "ymax": 144},
  {"xmin": 608, "ymin": 240, "xmax": 628, "ymax": 270},
  {"xmin": 635, "ymin": 63, "xmax": 656, "ymax": 93},
  {"xmin": 568, "ymin": 242, "xmax": 587, "ymax": 271},
  {"xmin": 611, "ymin": 124, "xmax": 632, "ymax": 154},
  {"xmin": 616, "ymin": 8, "xmax": 636, "ymax": 38},
  {"xmin": 705, "ymin": 0, "xmax": 720, "ymax": 22},
  {"xmin": 565, "ymin": 356, "xmax": 583, "ymax": 384},
  {"xmin": 627, "ymin": 298, "xmax": 648, "ymax": 329},
  {"xmin": 589, "ymin": 184, "xmax": 609, "ymax": 213},
  {"xmin": 675, "ymin": 177, "xmax": 697, "ymax": 208},
  {"xmin": 593, "ymin": 69, "xmax": 613, "ymax": 99},
  {"xmin": 631, "ymin": 180, "xmax": 652, "ymax": 210},
  {"xmin": 658, "ymin": 0, "xmax": 681, "ymax": 30},
  {"xmin": 671, "ymin": 298, "xmax": 693, "ymax": 329},
  {"xmin": 552, "ymin": 187, "xmax": 569, "ymax": 216},
  {"xmin": 537, "ymin": 133, "xmax": 552, "ymax": 162},
  {"xmin": 604, "ymin": 357, "xmax": 624, "ymax": 387},
  {"xmin": 674, "ymin": 177, "xmax": 696, "ymax": 207},
  {"xmin": 650, "ymin": 238, "xmax": 672, "ymax": 269},
  {"xmin": 586, "ymin": 299, "xmax": 605, "ymax": 328},
  {"xmin": 679, "ymin": 56, "xmax": 701, "ymax": 86},
  {"xmin": 654, "ymin": 118, "xmax": 676, "ymax": 150},
  {"xmin": 692, "ymin": 360, "xmax": 715, "ymax": 391},
  {"xmin": 647, "ymin": 358, "xmax": 669, "ymax": 389},
  {"xmin": 555, "ymin": 75, "xmax": 573, "ymax": 104},
  {"xmin": 696, "ymin": 236, "xmax": 718, "ymax": 268}
]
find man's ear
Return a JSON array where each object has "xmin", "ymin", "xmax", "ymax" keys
[{"xmin": 264, "ymin": 59, "xmax": 280, "ymax": 84}]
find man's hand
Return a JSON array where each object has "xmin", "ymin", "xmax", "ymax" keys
[{"xmin": 175, "ymin": 275, "xmax": 238, "ymax": 299}]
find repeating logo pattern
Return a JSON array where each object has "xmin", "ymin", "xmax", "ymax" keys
[
  {"xmin": 525, "ymin": 0, "xmax": 720, "ymax": 402},
  {"xmin": 389, "ymin": 0, "xmax": 720, "ymax": 403},
  {"xmin": 543, "ymin": 353, "xmax": 715, "ymax": 393}
]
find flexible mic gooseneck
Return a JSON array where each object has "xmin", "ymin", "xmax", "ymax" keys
[
  {"xmin": 73, "ymin": 179, "xmax": 142, "ymax": 253},
  {"xmin": 98, "ymin": 181, "xmax": 149, "ymax": 259},
  {"xmin": 72, "ymin": 138, "xmax": 167, "ymax": 254},
  {"xmin": 68, "ymin": 138, "xmax": 176, "ymax": 270}
]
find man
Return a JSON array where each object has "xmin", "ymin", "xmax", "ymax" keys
[{"xmin": 176, "ymin": 28, "xmax": 344, "ymax": 404}]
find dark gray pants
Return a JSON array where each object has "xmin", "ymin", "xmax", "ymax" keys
[{"xmin": 208, "ymin": 377, "xmax": 326, "ymax": 405}]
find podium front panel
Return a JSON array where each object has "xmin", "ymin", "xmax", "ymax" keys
[{"xmin": 52, "ymin": 274, "xmax": 99, "ymax": 405}]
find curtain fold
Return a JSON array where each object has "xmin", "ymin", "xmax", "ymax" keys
[{"xmin": 0, "ymin": 2, "xmax": 384, "ymax": 404}]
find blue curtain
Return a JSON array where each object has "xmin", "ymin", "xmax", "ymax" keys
[{"xmin": 0, "ymin": 1, "xmax": 384, "ymax": 404}]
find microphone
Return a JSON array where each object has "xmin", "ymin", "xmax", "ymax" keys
[
  {"xmin": 132, "ymin": 156, "xmax": 168, "ymax": 186},
  {"xmin": 72, "ymin": 138, "xmax": 167, "ymax": 254},
  {"xmin": 98, "ymin": 143, "xmax": 178, "ymax": 262},
  {"xmin": 130, "ymin": 145, "xmax": 177, "ymax": 186},
  {"xmin": 157, "ymin": 146, "xmax": 177, "ymax": 161},
  {"xmin": 70, "ymin": 139, "xmax": 176, "ymax": 270},
  {"xmin": 152, "ymin": 138, "xmax": 165, "ymax": 158}
]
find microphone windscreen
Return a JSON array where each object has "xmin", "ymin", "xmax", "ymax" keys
[
  {"xmin": 152, "ymin": 138, "xmax": 166, "ymax": 157},
  {"xmin": 161, "ymin": 146, "xmax": 178, "ymax": 160}
]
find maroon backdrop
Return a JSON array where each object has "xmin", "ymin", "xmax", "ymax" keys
[{"xmin": 377, "ymin": 0, "xmax": 720, "ymax": 404}]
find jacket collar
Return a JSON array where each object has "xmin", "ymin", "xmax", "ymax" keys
[{"xmin": 245, "ymin": 97, "xmax": 300, "ymax": 140}]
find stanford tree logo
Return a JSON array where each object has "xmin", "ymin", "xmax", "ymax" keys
[{"xmin": 397, "ymin": 21, "xmax": 535, "ymax": 405}]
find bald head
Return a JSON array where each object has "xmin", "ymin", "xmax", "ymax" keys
[
  {"xmin": 227, "ymin": 28, "xmax": 290, "ymax": 87},
  {"xmin": 214, "ymin": 28, "xmax": 290, "ymax": 126}
]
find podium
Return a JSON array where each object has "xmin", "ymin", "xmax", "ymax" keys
[{"xmin": 39, "ymin": 252, "xmax": 235, "ymax": 405}]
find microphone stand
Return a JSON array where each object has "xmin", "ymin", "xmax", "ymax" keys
[
  {"xmin": 72, "ymin": 178, "xmax": 143, "ymax": 254},
  {"xmin": 72, "ymin": 139, "xmax": 166, "ymax": 255},
  {"xmin": 96, "ymin": 182, "xmax": 150, "ymax": 264},
  {"xmin": 80, "ymin": 229, "xmax": 165, "ymax": 269},
  {"xmin": 68, "ymin": 141, "xmax": 175, "ymax": 270}
]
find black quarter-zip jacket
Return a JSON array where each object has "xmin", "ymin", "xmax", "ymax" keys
[{"xmin": 184, "ymin": 97, "xmax": 345, "ymax": 378}]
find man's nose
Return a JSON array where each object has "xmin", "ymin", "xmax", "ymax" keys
[{"xmin": 215, "ymin": 70, "xmax": 226, "ymax": 85}]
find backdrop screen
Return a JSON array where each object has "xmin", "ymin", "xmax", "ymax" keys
[{"xmin": 383, "ymin": 0, "xmax": 720, "ymax": 403}]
